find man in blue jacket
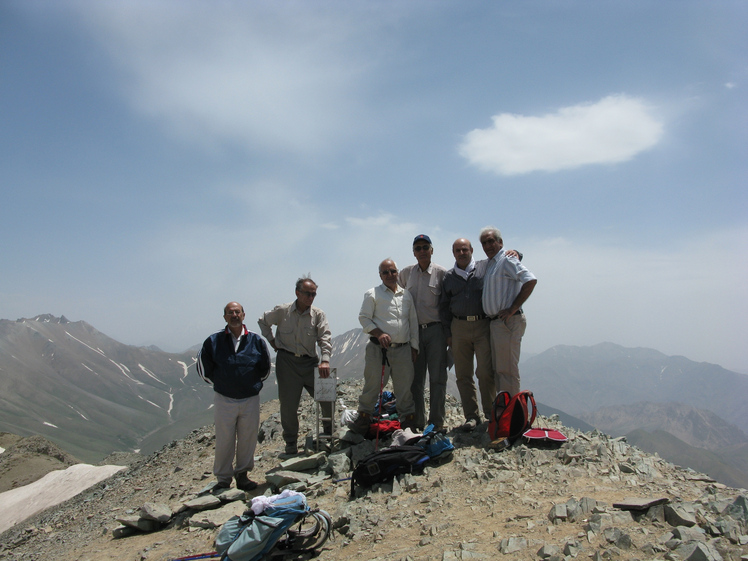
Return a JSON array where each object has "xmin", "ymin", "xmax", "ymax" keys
[{"xmin": 197, "ymin": 302, "xmax": 270, "ymax": 491}]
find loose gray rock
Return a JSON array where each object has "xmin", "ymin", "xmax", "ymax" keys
[
  {"xmin": 139, "ymin": 502, "xmax": 171, "ymax": 523},
  {"xmin": 279, "ymin": 451, "xmax": 326, "ymax": 472},
  {"xmin": 498, "ymin": 536, "xmax": 527, "ymax": 554},
  {"xmin": 182, "ymin": 495, "xmax": 222, "ymax": 511},
  {"xmin": 188, "ymin": 501, "xmax": 245, "ymax": 529},
  {"xmin": 114, "ymin": 515, "xmax": 160, "ymax": 533},
  {"xmin": 666, "ymin": 503, "xmax": 698, "ymax": 527},
  {"xmin": 674, "ymin": 541, "xmax": 724, "ymax": 561}
]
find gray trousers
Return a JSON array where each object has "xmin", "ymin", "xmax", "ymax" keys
[
  {"xmin": 358, "ymin": 342, "xmax": 415, "ymax": 416},
  {"xmin": 411, "ymin": 323, "xmax": 448, "ymax": 427},
  {"xmin": 276, "ymin": 351, "xmax": 332, "ymax": 446},
  {"xmin": 451, "ymin": 317, "xmax": 494, "ymax": 422},
  {"xmin": 213, "ymin": 392, "xmax": 260, "ymax": 484}
]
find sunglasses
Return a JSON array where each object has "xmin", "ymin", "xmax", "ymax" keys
[
  {"xmin": 413, "ymin": 245, "xmax": 431, "ymax": 252},
  {"xmin": 380, "ymin": 269, "xmax": 398, "ymax": 275}
]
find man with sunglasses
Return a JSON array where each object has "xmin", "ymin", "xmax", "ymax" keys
[
  {"xmin": 258, "ymin": 277, "xmax": 332, "ymax": 457},
  {"xmin": 480, "ymin": 227, "xmax": 537, "ymax": 397},
  {"xmin": 398, "ymin": 234, "xmax": 448, "ymax": 431},
  {"xmin": 352, "ymin": 259, "xmax": 419, "ymax": 435}
]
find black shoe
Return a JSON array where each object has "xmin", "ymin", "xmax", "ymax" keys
[
  {"xmin": 235, "ymin": 473, "xmax": 258, "ymax": 492},
  {"xmin": 279, "ymin": 443, "xmax": 299, "ymax": 459},
  {"xmin": 212, "ymin": 480, "xmax": 231, "ymax": 493}
]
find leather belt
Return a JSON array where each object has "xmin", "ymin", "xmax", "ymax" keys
[
  {"xmin": 453, "ymin": 314, "xmax": 487, "ymax": 321},
  {"xmin": 488, "ymin": 309, "xmax": 523, "ymax": 320},
  {"xmin": 369, "ymin": 337, "xmax": 409, "ymax": 348},
  {"xmin": 419, "ymin": 321, "xmax": 440, "ymax": 329},
  {"xmin": 277, "ymin": 348, "xmax": 316, "ymax": 360}
]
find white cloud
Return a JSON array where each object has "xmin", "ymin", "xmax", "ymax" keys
[{"xmin": 459, "ymin": 95, "xmax": 664, "ymax": 175}]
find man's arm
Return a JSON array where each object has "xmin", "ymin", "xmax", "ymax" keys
[
  {"xmin": 257, "ymin": 306, "xmax": 283, "ymax": 351},
  {"xmin": 360, "ymin": 287, "xmax": 396, "ymax": 348},
  {"xmin": 405, "ymin": 290, "xmax": 419, "ymax": 359},
  {"xmin": 254, "ymin": 336, "xmax": 272, "ymax": 382},
  {"xmin": 196, "ymin": 338, "xmax": 215, "ymax": 384},
  {"xmin": 439, "ymin": 275, "xmax": 454, "ymax": 346},
  {"xmin": 498, "ymin": 279, "xmax": 537, "ymax": 320},
  {"xmin": 316, "ymin": 310, "xmax": 332, "ymax": 378},
  {"xmin": 359, "ymin": 288, "xmax": 378, "ymax": 333}
]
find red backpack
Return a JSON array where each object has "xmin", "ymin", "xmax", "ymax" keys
[{"xmin": 488, "ymin": 390, "xmax": 537, "ymax": 443}]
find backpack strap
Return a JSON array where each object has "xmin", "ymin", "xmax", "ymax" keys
[
  {"xmin": 492, "ymin": 391, "xmax": 511, "ymax": 424},
  {"xmin": 524, "ymin": 391, "xmax": 537, "ymax": 428}
]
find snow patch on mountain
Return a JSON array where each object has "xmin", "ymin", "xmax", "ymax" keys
[{"xmin": 0, "ymin": 464, "xmax": 126, "ymax": 533}]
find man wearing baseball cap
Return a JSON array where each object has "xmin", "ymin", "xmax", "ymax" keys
[{"xmin": 398, "ymin": 234, "xmax": 448, "ymax": 430}]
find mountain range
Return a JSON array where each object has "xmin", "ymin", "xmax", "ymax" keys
[
  {"xmin": 0, "ymin": 315, "xmax": 213, "ymax": 462},
  {"xmin": 1, "ymin": 316, "xmax": 747, "ymax": 488},
  {"xmin": 521, "ymin": 342, "xmax": 748, "ymax": 434}
]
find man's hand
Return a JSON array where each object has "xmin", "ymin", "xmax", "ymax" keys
[
  {"xmin": 497, "ymin": 308, "xmax": 516, "ymax": 321},
  {"xmin": 377, "ymin": 332, "xmax": 392, "ymax": 348},
  {"xmin": 506, "ymin": 249, "xmax": 520, "ymax": 259},
  {"xmin": 446, "ymin": 336, "xmax": 452, "ymax": 348},
  {"xmin": 318, "ymin": 361, "xmax": 330, "ymax": 378},
  {"xmin": 269, "ymin": 339, "xmax": 278, "ymax": 352},
  {"xmin": 411, "ymin": 347, "xmax": 418, "ymax": 363}
]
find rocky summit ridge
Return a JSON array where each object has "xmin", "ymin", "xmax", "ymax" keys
[{"xmin": 1, "ymin": 379, "xmax": 747, "ymax": 561}]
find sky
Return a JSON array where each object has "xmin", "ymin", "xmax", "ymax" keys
[{"xmin": 1, "ymin": 1, "xmax": 746, "ymax": 373}]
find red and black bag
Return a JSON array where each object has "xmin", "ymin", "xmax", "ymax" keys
[{"xmin": 488, "ymin": 390, "xmax": 537, "ymax": 443}]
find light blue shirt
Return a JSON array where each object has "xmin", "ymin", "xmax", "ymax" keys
[{"xmin": 482, "ymin": 249, "xmax": 536, "ymax": 317}]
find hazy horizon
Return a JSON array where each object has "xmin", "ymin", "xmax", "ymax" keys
[{"xmin": 2, "ymin": 2, "xmax": 746, "ymax": 373}]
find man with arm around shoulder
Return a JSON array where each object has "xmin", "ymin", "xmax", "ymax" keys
[{"xmin": 480, "ymin": 227, "xmax": 537, "ymax": 396}]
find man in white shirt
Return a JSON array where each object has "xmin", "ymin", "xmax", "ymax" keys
[
  {"xmin": 480, "ymin": 227, "xmax": 537, "ymax": 396},
  {"xmin": 352, "ymin": 259, "xmax": 419, "ymax": 435}
]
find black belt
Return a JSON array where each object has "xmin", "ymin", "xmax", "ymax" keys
[
  {"xmin": 369, "ymin": 337, "xmax": 409, "ymax": 348},
  {"xmin": 453, "ymin": 314, "xmax": 487, "ymax": 321},
  {"xmin": 488, "ymin": 309, "xmax": 523, "ymax": 320},
  {"xmin": 419, "ymin": 321, "xmax": 440, "ymax": 329},
  {"xmin": 277, "ymin": 348, "xmax": 316, "ymax": 360}
]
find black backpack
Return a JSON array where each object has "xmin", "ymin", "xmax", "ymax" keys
[{"xmin": 351, "ymin": 445, "xmax": 430, "ymax": 496}]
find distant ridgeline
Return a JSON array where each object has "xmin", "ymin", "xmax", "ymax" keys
[{"xmin": 1, "ymin": 317, "xmax": 746, "ymax": 487}]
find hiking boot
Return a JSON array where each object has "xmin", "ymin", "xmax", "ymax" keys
[
  {"xmin": 212, "ymin": 480, "xmax": 231, "ymax": 493},
  {"xmin": 459, "ymin": 418, "xmax": 479, "ymax": 432},
  {"xmin": 235, "ymin": 472, "xmax": 258, "ymax": 492},
  {"xmin": 349, "ymin": 411, "xmax": 371, "ymax": 435},
  {"xmin": 399, "ymin": 413, "xmax": 417, "ymax": 431},
  {"xmin": 278, "ymin": 442, "xmax": 299, "ymax": 459}
]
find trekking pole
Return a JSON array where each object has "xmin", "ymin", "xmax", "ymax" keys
[
  {"xmin": 375, "ymin": 347, "xmax": 389, "ymax": 451},
  {"xmin": 170, "ymin": 553, "xmax": 220, "ymax": 561}
]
